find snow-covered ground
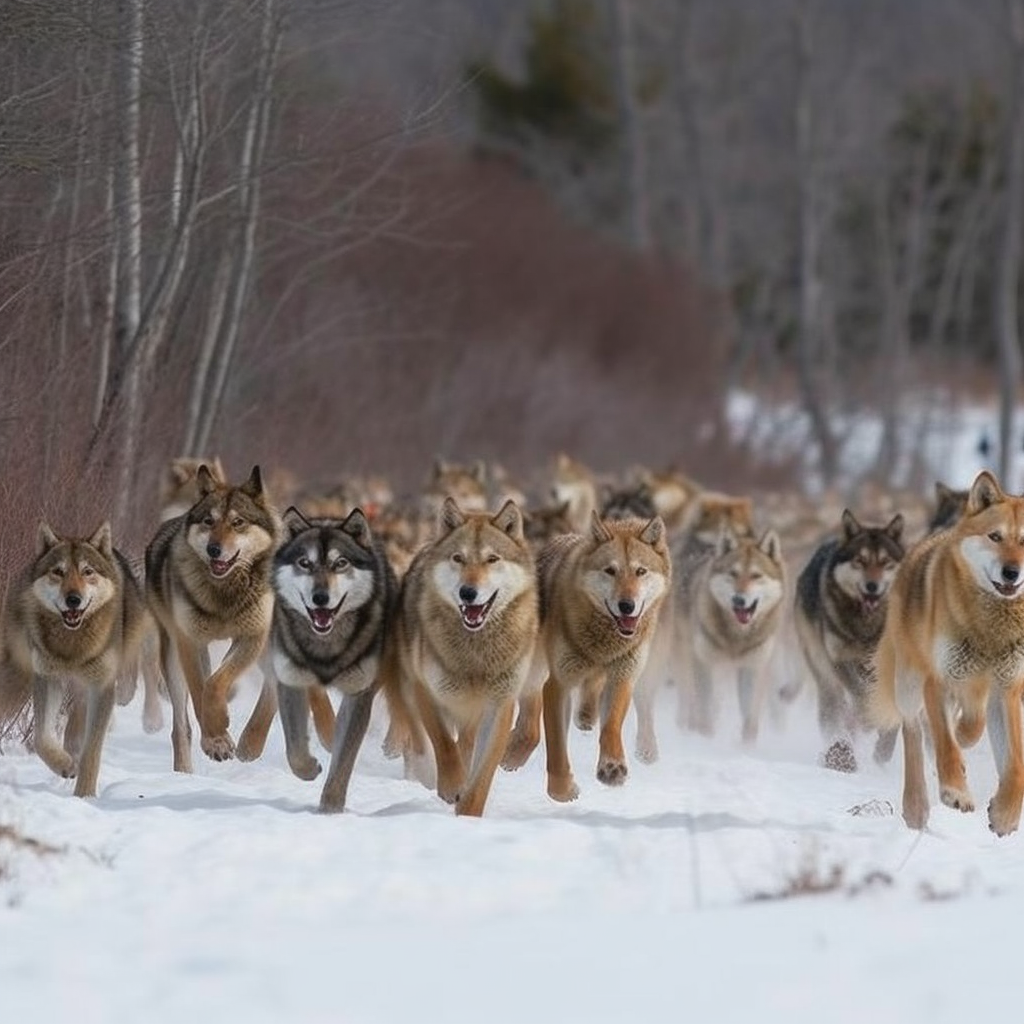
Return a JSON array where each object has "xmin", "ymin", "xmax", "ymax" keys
[{"xmin": 3, "ymin": 665, "xmax": 1023, "ymax": 1024}]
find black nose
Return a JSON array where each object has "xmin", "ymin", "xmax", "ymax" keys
[
  {"xmin": 311, "ymin": 590, "xmax": 330, "ymax": 607},
  {"xmin": 459, "ymin": 585, "xmax": 478, "ymax": 605},
  {"xmin": 1003, "ymin": 564, "xmax": 1020, "ymax": 583},
  {"xmin": 865, "ymin": 580, "xmax": 879, "ymax": 594},
  {"xmin": 207, "ymin": 542, "xmax": 222, "ymax": 559},
  {"xmin": 617, "ymin": 599, "xmax": 636, "ymax": 615},
  {"xmin": 731, "ymin": 594, "xmax": 747, "ymax": 609},
  {"xmin": 65, "ymin": 592, "xmax": 82, "ymax": 609}
]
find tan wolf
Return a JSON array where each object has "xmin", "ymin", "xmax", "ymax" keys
[
  {"xmin": 666, "ymin": 528, "xmax": 786, "ymax": 748},
  {"xmin": 145, "ymin": 464, "xmax": 281, "ymax": 770},
  {"xmin": 551, "ymin": 453, "xmax": 599, "ymax": 534},
  {"xmin": 0, "ymin": 522, "xmax": 148, "ymax": 796},
  {"xmin": 871, "ymin": 471, "xmax": 1024, "ymax": 835},
  {"xmin": 383, "ymin": 497, "xmax": 539, "ymax": 817},
  {"xmin": 502, "ymin": 513, "xmax": 671, "ymax": 801}
]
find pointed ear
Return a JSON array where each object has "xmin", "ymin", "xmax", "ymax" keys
[
  {"xmin": 967, "ymin": 470, "xmax": 1004, "ymax": 514},
  {"xmin": 433, "ymin": 457, "xmax": 448, "ymax": 479},
  {"xmin": 934, "ymin": 481, "xmax": 953, "ymax": 503},
  {"xmin": 342, "ymin": 507, "xmax": 372, "ymax": 548},
  {"xmin": 473, "ymin": 460, "xmax": 487, "ymax": 485},
  {"xmin": 440, "ymin": 496, "xmax": 466, "ymax": 534},
  {"xmin": 170, "ymin": 458, "xmax": 193, "ymax": 485},
  {"xmin": 492, "ymin": 499, "xmax": 524, "ymax": 541},
  {"xmin": 209, "ymin": 457, "xmax": 226, "ymax": 483},
  {"xmin": 240, "ymin": 465, "xmax": 264, "ymax": 501},
  {"xmin": 590, "ymin": 510, "xmax": 613, "ymax": 545},
  {"xmin": 36, "ymin": 522, "xmax": 60, "ymax": 556},
  {"xmin": 758, "ymin": 528, "xmax": 782, "ymax": 562},
  {"xmin": 840, "ymin": 509, "xmax": 862, "ymax": 541},
  {"xmin": 282, "ymin": 506, "xmax": 311, "ymax": 539},
  {"xmin": 884, "ymin": 513, "xmax": 905, "ymax": 543},
  {"xmin": 638, "ymin": 515, "xmax": 665, "ymax": 548},
  {"xmin": 88, "ymin": 521, "xmax": 113, "ymax": 558},
  {"xmin": 196, "ymin": 464, "xmax": 220, "ymax": 498}
]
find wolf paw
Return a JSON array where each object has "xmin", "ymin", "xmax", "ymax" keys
[
  {"xmin": 574, "ymin": 707, "xmax": 596, "ymax": 732},
  {"xmin": 903, "ymin": 797, "xmax": 929, "ymax": 831},
  {"xmin": 437, "ymin": 777, "xmax": 463, "ymax": 805},
  {"xmin": 288, "ymin": 754, "xmax": 322, "ymax": 781},
  {"xmin": 201, "ymin": 732, "xmax": 236, "ymax": 761},
  {"xmin": 822, "ymin": 739, "xmax": 857, "ymax": 773},
  {"xmin": 500, "ymin": 732, "xmax": 538, "ymax": 771},
  {"xmin": 547, "ymin": 776, "xmax": 580, "ymax": 802},
  {"xmin": 597, "ymin": 758, "xmax": 628, "ymax": 787},
  {"xmin": 987, "ymin": 797, "xmax": 1021, "ymax": 837},
  {"xmin": 940, "ymin": 785, "xmax": 974, "ymax": 814},
  {"xmin": 142, "ymin": 704, "xmax": 164, "ymax": 734},
  {"xmin": 634, "ymin": 740, "xmax": 659, "ymax": 765}
]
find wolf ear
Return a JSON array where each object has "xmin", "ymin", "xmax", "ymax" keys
[
  {"xmin": 432, "ymin": 457, "xmax": 448, "ymax": 480},
  {"xmin": 88, "ymin": 521, "xmax": 113, "ymax": 558},
  {"xmin": 170, "ymin": 458, "xmax": 194, "ymax": 485},
  {"xmin": 934, "ymin": 481, "xmax": 954, "ymax": 503},
  {"xmin": 440, "ymin": 496, "xmax": 466, "ymax": 534},
  {"xmin": 590, "ymin": 510, "xmax": 613, "ymax": 545},
  {"xmin": 884, "ymin": 513, "xmax": 905, "ymax": 543},
  {"xmin": 36, "ymin": 522, "xmax": 60, "ymax": 555},
  {"xmin": 758, "ymin": 528, "xmax": 782, "ymax": 562},
  {"xmin": 840, "ymin": 509, "xmax": 862, "ymax": 541},
  {"xmin": 196, "ymin": 464, "xmax": 220, "ymax": 498},
  {"xmin": 638, "ymin": 516, "xmax": 665, "ymax": 548},
  {"xmin": 342, "ymin": 507, "xmax": 372, "ymax": 548},
  {"xmin": 240, "ymin": 465, "xmax": 265, "ymax": 501},
  {"xmin": 492, "ymin": 499, "xmax": 524, "ymax": 541},
  {"xmin": 209, "ymin": 456, "xmax": 227, "ymax": 484},
  {"xmin": 967, "ymin": 470, "xmax": 1004, "ymax": 514},
  {"xmin": 473, "ymin": 460, "xmax": 487, "ymax": 485},
  {"xmin": 281, "ymin": 506, "xmax": 311, "ymax": 539}
]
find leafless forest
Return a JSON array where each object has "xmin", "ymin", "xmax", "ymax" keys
[{"xmin": 1, "ymin": 0, "xmax": 1022, "ymax": 577}]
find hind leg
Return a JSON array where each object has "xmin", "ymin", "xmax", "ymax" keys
[
  {"xmin": 633, "ymin": 671, "xmax": 659, "ymax": 765},
  {"xmin": 574, "ymin": 677, "xmax": 601, "ymax": 732},
  {"xmin": 688, "ymin": 655, "xmax": 715, "ymax": 736},
  {"xmin": 140, "ymin": 630, "xmax": 164, "ymax": 734},
  {"xmin": 236, "ymin": 652, "xmax": 278, "ymax": 763},
  {"xmin": 33, "ymin": 676, "xmax": 75, "ymax": 779},
  {"xmin": 986, "ymin": 680, "xmax": 1024, "ymax": 836},
  {"xmin": 901, "ymin": 716, "xmax": 929, "ymax": 830},
  {"xmin": 502, "ymin": 690, "xmax": 543, "ymax": 770},
  {"xmin": 737, "ymin": 665, "xmax": 765, "ymax": 746},
  {"xmin": 73, "ymin": 681, "xmax": 116, "ymax": 798},
  {"xmin": 62, "ymin": 685, "xmax": 86, "ymax": 763},
  {"xmin": 923, "ymin": 671, "xmax": 973, "ymax": 812},
  {"xmin": 309, "ymin": 686, "xmax": 336, "ymax": 751},
  {"xmin": 955, "ymin": 676, "xmax": 989, "ymax": 749},
  {"xmin": 161, "ymin": 628, "xmax": 193, "ymax": 774}
]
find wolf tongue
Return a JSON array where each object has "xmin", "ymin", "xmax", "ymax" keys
[
  {"xmin": 464, "ymin": 604, "xmax": 486, "ymax": 624},
  {"xmin": 311, "ymin": 609, "xmax": 333, "ymax": 630},
  {"xmin": 617, "ymin": 614, "xmax": 639, "ymax": 632}
]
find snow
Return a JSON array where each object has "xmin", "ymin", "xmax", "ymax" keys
[{"xmin": 3, "ymin": 666, "xmax": 1023, "ymax": 1024}]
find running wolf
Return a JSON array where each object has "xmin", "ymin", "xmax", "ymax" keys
[
  {"xmin": 668, "ymin": 528, "xmax": 786, "ymax": 748},
  {"xmin": 0, "ymin": 522, "xmax": 148, "ymax": 796},
  {"xmin": 794, "ymin": 509, "xmax": 905, "ymax": 772},
  {"xmin": 384, "ymin": 497, "xmax": 539, "ymax": 817},
  {"xmin": 502, "ymin": 513, "xmax": 671, "ymax": 801},
  {"xmin": 236, "ymin": 506, "xmax": 396, "ymax": 812},
  {"xmin": 145, "ymin": 464, "xmax": 280, "ymax": 770},
  {"xmin": 871, "ymin": 471, "xmax": 1024, "ymax": 835}
]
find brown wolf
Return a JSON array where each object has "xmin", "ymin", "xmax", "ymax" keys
[
  {"xmin": 145, "ymin": 464, "xmax": 280, "ymax": 770},
  {"xmin": 383, "ymin": 497, "xmax": 539, "ymax": 816},
  {"xmin": 871, "ymin": 471, "xmax": 1024, "ymax": 835},
  {"xmin": 0, "ymin": 522, "xmax": 148, "ymax": 796},
  {"xmin": 502, "ymin": 514, "xmax": 671, "ymax": 801}
]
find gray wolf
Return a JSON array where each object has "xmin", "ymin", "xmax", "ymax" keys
[
  {"xmin": 145, "ymin": 464, "xmax": 280, "ymax": 770},
  {"xmin": 502, "ymin": 513, "xmax": 671, "ymax": 801},
  {"xmin": 383, "ymin": 497, "xmax": 539, "ymax": 816},
  {"xmin": 0, "ymin": 522, "xmax": 148, "ymax": 796},
  {"xmin": 928, "ymin": 481, "xmax": 969, "ymax": 534},
  {"xmin": 794, "ymin": 508, "xmax": 905, "ymax": 772},
  {"xmin": 871, "ymin": 471, "xmax": 1024, "ymax": 835},
  {"xmin": 236, "ymin": 506, "xmax": 396, "ymax": 812}
]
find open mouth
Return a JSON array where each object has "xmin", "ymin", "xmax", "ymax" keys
[
  {"xmin": 306, "ymin": 595, "xmax": 346, "ymax": 634},
  {"xmin": 993, "ymin": 579, "xmax": 1023, "ymax": 598},
  {"xmin": 209, "ymin": 551, "xmax": 240, "ymax": 578},
  {"xmin": 733, "ymin": 600, "xmax": 758, "ymax": 625},
  {"xmin": 60, "ymin": 607, "xmax": 86, "ymax": 629},
  {"xmin": 607, "ymin": 602, "xmax": 642, "ymax": 637},
  {"xmin": 460, "ymin": 591, "xmax": 497, "ymax": 631},
  {"xmin": 859, "ymin": 594, "xmax": 882, "ymax": 615}
]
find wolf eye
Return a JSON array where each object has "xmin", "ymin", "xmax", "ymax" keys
[
  {"xmin": 989, "ymin": 531, "xmax": 1003, "ymax": 543},
  {"xmin": 297, "ymin": 556, "xmax": 312, "ymax": 571},
  {"xmin": 452, "ymin": 553, "xmax": 464, "ymax": 565},
  {"xmin": 635, "ymin": 566, "xmax": 647, "ymax": 577},
  {"xmin": 750, "ymin": 572, "xmax": 763, "ymax": 582},
  {"xmin": 202, "ymin": 515, "xmax": 214, "ymax": 527},
  {"xmin": 851, "ymin": 557, "xmax": 864, "ymax": 569},
  {"xmin": 82, "ymin": 567, "xmax": 95, "ymax": 578},
  {"xmin": 486, "ymin": 554, "xmax": 500, "ymax": 564},
  {"xmin": 604, "ymin": 566, "xmax": 617, "ymax": 577},
  {"xmin": 52, "ymin": 566, "xmax": 65, "ymax": 578},
  {"xmin": 334, "ymin": 558, "xmax": 349, "ymax": 571}
]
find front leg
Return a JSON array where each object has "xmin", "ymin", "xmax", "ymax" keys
[
  {"xmin": 413, "ymin": 680, "xmax": 463, "ymax": 804},
  {"xmin": 319, "ymin": 686, "xmax": 377, "ymax": 813},
  {"xmin": 279, "ymin": 683, "xmax": 321, "ymax": 781},
  {"xmin": 161, "ymin": 627, "xmax": 193, "ymax": 773},
  {"xmin": 597, "ymin": 675, "xmax": 632, "ymax": 786},
  {"xmin": 236, "ymin": 649, "xmax": 278, "ymax": 763},
  {"xmin": 73, "ymin": 681, "xmax": 117, "ymax": 798},
  {"xmin": 737, "ymin": 665, "xmax": 764, "ymax": 746},
  {"xmin": 923, "ymin": 670, "xmax": 973, "ymax": 813},
  {"xmin": 457, "ymin": 697, "xmax": 516, "ymax": 817},
  {"xmin": 200, "ymin": 632, "xmax": 267, "ymax": 761},
  {"xmin": 987, "ymin": 680, "xmax": 1024, "ymax": 836},
  {"xmin": 33, "ymin": 676, "xmax": 75, "ymax": 779},
  {"xmin": 901, "ymin": 715, "xmax": 929, "ymax": 830},
  {"xmin": 543, "ymin": 677, "xmax": 578, "ymax": 802},
  {"xmin": 501, "ymin": 690, "xmax": 543, "ymax": 770}
]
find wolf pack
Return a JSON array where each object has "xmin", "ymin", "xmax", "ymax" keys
[{"xmin": 3, "ymin": 451, "xmax": 1024, "ymax": 838}]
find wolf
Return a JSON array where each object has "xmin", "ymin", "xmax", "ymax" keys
[
  {"xmin": 0, "ymin": 522, "xmax": 148, "ymax": 797},
  {"xmin": 236, "ymin": 506, "xmax": 397, "ymax": 812},
  {"xmin": 927, "ymin": 481, "xmax": 969, "ymax": 534},
  {"xmin": 383, "ymin": 497, "xmax": 538, "ymax": 817},
  {"xmin": 424, "ymin": 459, "xmax": 489, "ymax": 514},
  {"xmin": 502, "ymin": 513, "xmax": 671, "ymax": 801},
  {"xmin": 794, "ymin": 508, "xmax": 905, "ymax": 772},
  {"xmin": 871, "ymin": 471, "xmax": 1024, "ymax": 835},
  {"xmin": 551, "ymin": 453, "xmax": 599, "ymax": 534},
  {"xmin": 160, "ymin": 456, "xmax": 228, "ymax": 521},
  {"xmin": 145, "ymin": 464, "xmax": 280, "ymax": 770},
  {"xmin": 661, "ymin": 529, "xmax": 786, "ymax": 749}
]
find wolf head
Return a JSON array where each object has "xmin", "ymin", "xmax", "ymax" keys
[
  {"xmin": 185, "ymin": 465, "xmax": 278, "ymax": 580},
  {"xmin": 707, "ymin": 529, "xmax": 785, "ymax": 627},
  {"xmin": 956, "ymin": 471, "xmax": 1024, "ymax": 600},
  {"xmin": 581, "ymin": 513, "xmax": 671, "ymax": 638},
  {"xmin": 274, "ymin": 506, "xmax": 380, "ymax": 635},
  {"xmin": 832, "ymin": 509, "xmax": 905, "ymax": 615},
  {"xmin": 430, "ymin": 497, "xmax": 535, "ymax": 633},
  {"xmin": 928, "ymin": 480, "xmax": 969, "ymax": 535},
  {"xmin": 426, "ymin": 458, "xmax": 488, "ymax": 513},
  {"xmin": 160, "ymin": 455, "xmax": 227, "ymax": 522},
  {"xmin": 551, "ymin": 453, "xmax": 594, "ymax": 504},
  {"xmin": 683, "ymin": 493, "xmax": 755, "ymax": 547},
  {"xmin": 31, "ymin": 522, "xmax": 119, "ymax": 631}
]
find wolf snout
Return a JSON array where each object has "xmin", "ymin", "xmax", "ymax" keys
[
  {"xmin": 64, "ymin": 591, "xmax": 82, "ymax": 609},
  {"xmin": 459, "ymin": 585, "xmax": 478, "ymax": 604},
  {"xmin": 311, "ymin": 589, "xmax": 331, "ymax": 607},
  {"xmin": 864, "ymin": 580, "xmax": 880, "ymax": 595},
  {"xmin": 617, "ymin": 598, "xmax": 636, "ymax": 616},
  {"xmin": 207, "ymin": 541, "xmax": 223, "ymax": 560},
  {"xmin": 731, "ymin": 594, "xmax": 748, "ymax": 610},
  {"xmin": 1002, "ymin": 564, "xmax": 1020, "ymax": 584}
]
